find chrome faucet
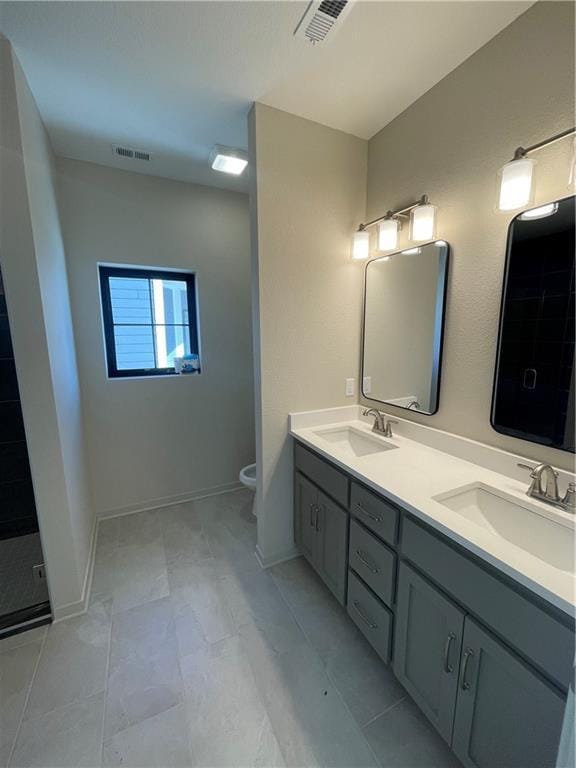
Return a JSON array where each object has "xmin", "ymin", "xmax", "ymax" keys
[
  {"xmin": 517, "ymin": 462, "xmax": 576, "ymax": 513},
  {"xmin": 362, "ymin": 408, "xmax": 397, "ymax": 438}
]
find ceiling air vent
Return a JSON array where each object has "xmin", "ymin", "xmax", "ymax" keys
[
  {"xmin": 294, "ymin": 0, "xmax": 352, "ymax": 45},
  {"xmin": 112, "ymin": 145, "xmax": 151, "ymax": 162}
]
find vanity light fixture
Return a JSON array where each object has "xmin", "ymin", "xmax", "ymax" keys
[
  {"xmin": 352, "ymin": 228, "xmax": 370, "ymax": 260},
  {"xmin": 519, "ymin": 202, "xmax": 559, "ymax": 220},
  {"xmin": 497, "ymin": 126, "xmax": 575, "ymax": 211},
  {"xmin": 409, "ymin": 198, "xmax": 437, "ymax": 241},
  {"xmin": 378, "ymin": 216, "xmax": 399, "ymax": 251},
  {"xmin": 352, "ymin": 195, "xmax": 434, "ymax": 260},
  {"xmin": 210, "ymin": 145, "xmax": 248, "ymax": 175}
]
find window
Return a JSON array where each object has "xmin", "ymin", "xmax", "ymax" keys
[{"xmin": 99, "ymin": 266, "xmax": 200, "ymax": 378}]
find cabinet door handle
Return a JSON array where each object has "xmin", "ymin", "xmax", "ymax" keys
[
  {"xmin": 316, "ymin": 505, "xmax": 322, "ymax": 533},
  {"xmin": 352, "ymin": 600, "xmax": 377, "ymax": 629},
  {"xmin": 459, "ymin": 648, "xmax": 474, "ymax": 690},
  {"xmin": 356, "ymin": 502, "xmax": 382, "ymax": 523},
  {"xmin": 443, "ymin": 632, "xmax": 456, "ymax": 673},
  {"xmin": 309, "ymin": 504, "xmax": 315, "ymax": 527},
  {"xmin": 355, "ymin": 549, "xmax": 379, "ymax": 574}
]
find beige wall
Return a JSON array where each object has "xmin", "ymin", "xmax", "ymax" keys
[
  {"xmin": 0, "ymin": 39, "xmax": 95, "ymax": 617},
  {"xmin": 364, "ymin": 2, "xmax": 575, "ymax": 471},
  {"xmin": 249, "ymin": 103, "xmax": 367, "ymax": 563},
  {"xmin": 56, "ymin": 158, "xmax": 254, "ymax": 515}
]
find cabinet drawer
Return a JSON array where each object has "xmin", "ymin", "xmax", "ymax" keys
[
  {"xmin": 347, "ymin": 570, "xmax": 393, "ymax": 664},
  {"xmin": 350, "ymin": 482, "xmax": 398, "ymax": 545},
  {"xmin": 294, "ymin": 442, "xmax": 349, "ymax": 508},
  {"xmin": 401, "ymin": 516, "xmax": 575, "ymax": 690},
  {"xmin": 349, "ymin": 519, "xmax": 396, "ymax": 608}
]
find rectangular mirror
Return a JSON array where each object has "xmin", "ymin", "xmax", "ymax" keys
[
  {"xmin": 491, "ymin": 195, "xmax": 575, "ymax": 452},
  {"xmin": 361, "ymin": 241, "xmax": 449, "ymax": 415}
]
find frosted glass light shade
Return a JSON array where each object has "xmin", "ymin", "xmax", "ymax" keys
[
  {"xmin": 410, "ymin": 204, "xmax": 436, "ymax": 242},
  {"xmin": 378, "ymin": 219, "xmax": 399, "ymax": 251},
  {"xmin": 352, "ymin": 230, "xmax": 370, "ymax": 260},
  {"xmin": 498, "ymin": 157, "xmax": 535, "ymax": 211}
]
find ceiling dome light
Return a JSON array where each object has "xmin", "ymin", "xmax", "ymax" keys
[
  {"xmin": 378, "ymin": 218, "xmax": 399, "ymax": 251},
  {"xmin": 410, "ymin": 202, "xmax": 436, "ymax": 242},
  {"xmin": 498, "ymin": 156, "xmax": 535, "ymax": 211},
  {"xmin": 210, "ymin": 145, "xmax": 248, "ymax": 175},
  {"xmin": 352, "ymin": 229, "xmax": 370, "ymax": 260}
]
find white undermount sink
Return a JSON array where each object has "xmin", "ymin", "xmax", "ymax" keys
[
  {"xmin": 313, "ymin": 426, "xmax": 397, "ymax": 458},
  {"xmin": 434, "ymin": 483, "xmax": 575, "ymax": 573}
]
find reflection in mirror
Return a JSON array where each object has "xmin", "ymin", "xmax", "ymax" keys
[
  {"xmin": 491, "ymin": 195, "xmax": 575, "ymax": 452},
  {"xmin": 362, "ymin": 241, "xmax": 449, "ymax": 415}
]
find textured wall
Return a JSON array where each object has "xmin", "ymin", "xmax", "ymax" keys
[
  {"xmin": 249, "ymin": 104, "xmax": 367, "ymax": 563},
  {"xmin": 364, "ymin": 2, "xmax": 575, "ymax": 471},
  {"xmin": 57, "ymin": 158, "xmax": 254, "ymax": 515}
]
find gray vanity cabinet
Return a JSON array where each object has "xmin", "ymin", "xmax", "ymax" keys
[
  {"xmin": 394, "ymin": 562, "xmax": 465, "ymax": 743},
  {"xmin": 294, "ymin": 472, "xmax": 319, "ymax": 565},
  {"xmin": 316, "ymin": 491, "xmax": 348, "ymax": 605},
  {"xmin": 294, "ymin": 464, "xmax": 348, "ymax": 605},
  {"xmin": 452, "ymin": 617, "xmax": 566, "ymax": 768}
]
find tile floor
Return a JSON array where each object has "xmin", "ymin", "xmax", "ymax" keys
[{"xmin": 0, "ymin": 489, "xmax": 461, "ymax": 768}]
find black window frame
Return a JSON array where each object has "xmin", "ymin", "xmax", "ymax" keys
[{"xmin": 99, "ymin": 265, "xmax": 200, "ymax": 379}]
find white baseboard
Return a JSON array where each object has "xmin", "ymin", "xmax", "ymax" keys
[
  {"xmin": 97, "ymin": 481, "xmax": 244, "ymax": 521},
  {"xmin": 255, "ymin": 543, "xmax": 300, "ymax": 569},
  {"xmin": 52, "ymin": 513, "xmax": 98, "ymax": 624}
]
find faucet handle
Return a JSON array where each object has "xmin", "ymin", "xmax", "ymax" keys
[
  {"xmin": 517, "ymin": 463, "xmax": 536, "ymax": 476},
  {"xmin": 562, "ymin": 482, "xmax": 576, "ymax": 511}
]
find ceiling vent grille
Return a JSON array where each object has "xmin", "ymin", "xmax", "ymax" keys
[
  {"xmin": 112, "ymin": 145, "xmax": 151, "ymax": 162},
  {"xmin": 294, "ymin": 0, "xmax": 352, "ymax": 44}
]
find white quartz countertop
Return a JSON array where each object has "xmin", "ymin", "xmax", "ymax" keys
[{"xmin": 289, "ymin": 407, "xmax": 576, "ymax": 618}]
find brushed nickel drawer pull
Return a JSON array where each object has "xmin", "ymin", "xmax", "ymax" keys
[
  {"xmin": 352, "ymin": 600, "xmax": 377, "ymax": 629},
  {"xmin": 355, "ymin": 549, "xmax": 379, "ymax": 574},
  {"xmin": 443, "ymin": 632, "xmax": 456, "ymax": 673},
  {"xmin": 460, "ymin": 648, "xmax": 474, "ymax": 690},
  {"xmin": 356, "ymin": 502, "xmax": 382, "ymax": 523}
]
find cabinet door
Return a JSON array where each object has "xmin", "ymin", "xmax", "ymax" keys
[
  {"xmin": 452, "ymin": 617, "xmax": 566, "ymax": 768},
  {"xmin": 294, "ymin": 472, "xmax": 318, "ymax": 567},
  {"xmin": 317, "ymin": 491, "xmax": 348, "ymax": 604},
  {"xmin": 394, "ymin": 562, "xmax": 465, "ymax": 743}
]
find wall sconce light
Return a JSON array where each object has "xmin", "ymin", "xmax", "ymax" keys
[
  {"xmin": 352, "ymin": 195, "xmax": 434, "ymax": 260},
  {"xmin": 410, "ymin": 197, "xmax": 437, "ymax": 241},
  {"xmin": 352, "ymin": 228, "xmax": 370, "ymax": 260},
  {"xmin": 497, "ymin": 126, "xmax": 575, "ymax": 211},
  {"xmin": 378, "ymin": 217, "xmax": 399, "ymax": 251}
]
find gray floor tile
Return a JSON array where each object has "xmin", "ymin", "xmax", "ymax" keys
[
  {"xmin": 10, "ymin": 692, "xmax": 104, "ymax": 768},
  {"xmin": 363, "ymin": 697, "xmax": 462, "ymax": 768},
  {"xmin": 242, "ymin": 628, "xmax": 378, "ymax": 768},
  {"xmin": 112, "ymin": 539, "xmax": 169, "ymax": 614},
  {"xmin": 105, "ymin": 598, "xmax": 183, "ymax": 740},
  {"xmin": 0, "ymin": 626, "xmax": 47, "ymax": 654},
  {"xmin": 24, "ymin": 599, "xmax": 111, "ymax": 720},
  {"xmin": 0, "ymin": 641, "xmax": 43, "ymax": 764},
  {"xmin": 270, "ymin": 556, "xmax": 330, "ymax": 612},
  {"xmin": 160, "ymin": 503, "xmax": 212, "ymax": 567},
  {"xmin": 181, "ymin": 635, "xmax": 284, "ymax": 767},
  {"xmin": 102, "ymin": 704, "xmax": 192, "ymax": 768}
]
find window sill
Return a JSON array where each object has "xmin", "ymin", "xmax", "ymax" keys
[{"xmin": 106, "ymin": 371, "xmax": 201, "ymax": 381}]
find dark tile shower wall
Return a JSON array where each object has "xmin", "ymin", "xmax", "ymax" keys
[{"xmin": 0, "ymin": 268, "xmax": 39, "ymax": 541}]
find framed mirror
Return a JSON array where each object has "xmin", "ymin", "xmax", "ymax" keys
[
  {"xmin": 361, "ymin": 240, "xmax": 449, "ymax": 415},
  {"xmin": 491, "ymin": 195, "xmax": 575, "ymax": 452}
]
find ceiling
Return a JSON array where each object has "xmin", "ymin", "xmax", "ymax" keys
[{"xmin": 0, "ymin": 1, "xmax": 532, "ymax": 192}]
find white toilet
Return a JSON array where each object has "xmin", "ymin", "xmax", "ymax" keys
[{"xmin": 239, "ymin": 463, "xmax": 257, "ymax": 516}]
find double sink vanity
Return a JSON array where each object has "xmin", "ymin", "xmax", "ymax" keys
[{"xmin": 290, "ymin": 406, "xmax": 575, "ymax": 768}]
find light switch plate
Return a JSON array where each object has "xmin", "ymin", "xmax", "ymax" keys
[
  {"xmin": 363, "ymin": 376, "xmax": 372, "ymax": 394},
  {"xmin": 345, "ymin": 378, "xmax": 355, "ymax": 397}
]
